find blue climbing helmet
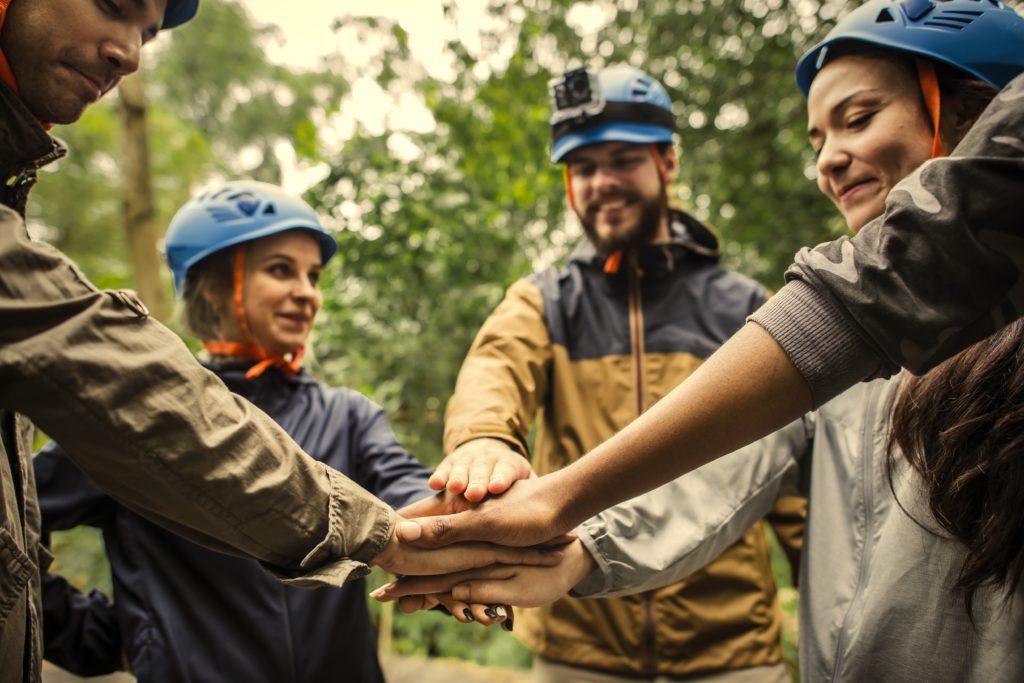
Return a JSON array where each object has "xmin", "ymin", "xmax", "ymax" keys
[
  {"xmin": 164, "ymin": 180, "xmax": 337, "ymax": 295},
  {"xmin": 163, "ymin": 0, "xmax": 199, "ymax": 29},
  {"xmin": 549, "ymin": 65, "xmax": 676, "ymax": 163},
  {"xmin": 796, "ymin": 0, "xmax": 1024, "ymax": 96}
]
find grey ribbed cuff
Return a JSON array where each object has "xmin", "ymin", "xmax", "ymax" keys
[{"xmin": 749, "ymin": 280, "xmax": 882, "ymax": 408}]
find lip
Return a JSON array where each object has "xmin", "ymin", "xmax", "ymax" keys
[
  {"xmin": 64, "ymin": 64, "xmax": 104, "ymax": 100},
  {"xmin": 276, "ymin": 313, "xmax": 311, "ymax": 326},
  {"xmin": 836, "ymin": 178, "xmax": 876, "ymax": 203},
  {"xmin": 592, "ymin": 196, "xmax": 635, "ymax": 218}
]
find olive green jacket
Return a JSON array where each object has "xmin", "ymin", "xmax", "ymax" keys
[{"xmin": 0, "ymin": 84, "xmax": 395, "ymax": 683}]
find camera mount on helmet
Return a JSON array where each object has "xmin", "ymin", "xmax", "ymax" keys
[{"xmin": 549, "ymin": 68, "xmax": 607, "ymax": 126}]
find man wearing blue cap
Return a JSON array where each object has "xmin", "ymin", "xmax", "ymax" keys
[
  {"xmin": 437, "ymin": 65, "xmax": 802, "ymax": 682},
  {"xmin": 0, "ymin": 3, "xmax": 555, "ymax": 680}
]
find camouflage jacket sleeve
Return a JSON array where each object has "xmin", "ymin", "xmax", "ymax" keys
[
  {"xmin": 0, "ymin": 208, "xmax": 395, "ymax": 587},
  {"xmin": 751, "ymin": 73, "xmax": 1024, "ymax": 408}
]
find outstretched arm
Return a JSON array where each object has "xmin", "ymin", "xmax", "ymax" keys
[{"xmin": 398, "ymin": 323, "xmax": 810, "ymax": 548}]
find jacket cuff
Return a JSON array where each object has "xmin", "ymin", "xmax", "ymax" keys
[
  {"xmin": 569, "ymin": 521, "xmax": 616, "ymax": 597},
  {"xmin": 748, "ymin": 280, "xmax": 881, "ymax": 408},
  {"xmin": 263, "ymin": 465, "xmax": 396, "ymax": 588}
]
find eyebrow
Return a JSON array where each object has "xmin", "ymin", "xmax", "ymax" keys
[
  {"xmin": 807, "ymin": 87, "xmax": 884, "ymax": 138},
  {"xmin": 568, "ymin": 143, "xmax": 643, "ymax": 164},
  {"xmin": 259, "ymin": 253, "xmax": 322, "ymax": 268}
]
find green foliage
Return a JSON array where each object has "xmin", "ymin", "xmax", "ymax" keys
[
  {"xmin": 39, "ymin": 0, "xmax": 836, "ymax": 674},
  {"xmin": 49, "ymin": 528, "xmax": 113, "ymax": 598}
]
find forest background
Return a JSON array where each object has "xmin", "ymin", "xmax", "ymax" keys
[{"xmin": 34, "ymin": 0, "xmax": 967, "ymax": 677}]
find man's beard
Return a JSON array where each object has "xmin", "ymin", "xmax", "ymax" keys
[{"xmin": 579, "ymin": 188, "xmax": 668, "ymax": 256}]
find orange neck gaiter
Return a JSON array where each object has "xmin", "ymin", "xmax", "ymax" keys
[
  {"xmin": 0, "ymin": 0, "xmax": 19, "ymax": 95},
  {"xmin": 1, "ymin": 0, "xmax": 55, "ymax": 130}
]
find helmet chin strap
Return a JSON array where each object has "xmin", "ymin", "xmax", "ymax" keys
[
  {"xmin": 916, "ymin": 58, "xmax": 944, "ymax": 159},
  {"xmin": 202, "ymin": 244, "xmax": 304, "ymax": 380}
]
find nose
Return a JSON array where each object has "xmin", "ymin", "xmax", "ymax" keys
[
  {"xmin": 816, "ymin": 136, "xmax": 851, "ymax": 186},
  {"xmin": 592, "ymin": 163, "xmax": 622, "ymax": 196},
  {"xmin": 292, "ymin": 276, "xmax": 318, "ymax": 301},
  {"xmin": 99, "ymin": 31, "xmax": 142, "ymax": 77}
]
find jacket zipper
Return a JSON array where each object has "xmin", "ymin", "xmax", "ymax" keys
[
  {"xmin": 829, "ymin": 383, "xmax": 880, "ymax": 681},
  {"xmin": 629, "ymin": 260, "xmax": 658, "ymax": 675},
  {"xmin": 629, "ymin": 262, "xmax": 646, "ymax": 418}
]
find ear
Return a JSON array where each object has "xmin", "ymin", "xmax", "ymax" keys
[
  {"xmin": 660, "ymin": 146, "xmax": 679, "ymax": 183},
  {"xmin": 942, "ymin": 91, "xmax": 982, "ymax": 150}
]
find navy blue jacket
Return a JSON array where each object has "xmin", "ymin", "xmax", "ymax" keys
[{"xmin": 36, "ymin": 362, "xmax": 433, "ymax": 683}]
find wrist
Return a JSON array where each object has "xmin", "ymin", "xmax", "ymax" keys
[
  {"xmin": 370, "ymin": 528, "xmax": 400, "ymax": 570},
  {"xmin": 565, "ymin": 539, "xmax": 597, "ymax": 588}
]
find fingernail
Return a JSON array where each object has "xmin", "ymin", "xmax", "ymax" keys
[
  {"xmin": 502, "ymin": 611, "xmax": 514, "ymax": 632},
  {"xmin": 397, "ymin": 520, "xmax": 422, "ymax": 542},
  {"xmin": 436, "ymin": 604, "xmax": 451, "ymax": 616},
  {"xmin": 484, "ymin": 607, "xmax": 498, "ymax": 618},
  {"xmin": 370, "ymin": 588, "xmax": 384, "ymax": 599},
  {"xmin": 462, "ymin": 608, "xmax": 475, "ymax": 622},
  {"xmin": 495, "ymin": 606, "xmax": 507, "ymax": 619}
]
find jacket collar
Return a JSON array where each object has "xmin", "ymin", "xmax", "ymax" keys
[
  {"xmin": 1, "ymin": 82, "xmax": 66, "ymax": 216},
  {"xmin": 569, "ymin": 208, "xmax": 721, "ymax": 277},
  {"xmin": 205, "ymin": 360, "xmax": 316, "ymax": 390}
]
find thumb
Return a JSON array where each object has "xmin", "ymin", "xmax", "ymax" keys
[
  {"xmin": 396, "ymin": 519, "xmax": 423, "ymax": 542},
  {"xmin": 397, "ymin": 512, "xmax": 476, "ymax": 547}
]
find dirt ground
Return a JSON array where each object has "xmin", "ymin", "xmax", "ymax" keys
[{"xmin": 42, "ymin": 655, "xmax": 532, "ymax": 683}]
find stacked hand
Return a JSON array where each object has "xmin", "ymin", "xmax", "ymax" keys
[{"xmin": 369, "ymin": 439, "xmax": 591, "ymax": 626}]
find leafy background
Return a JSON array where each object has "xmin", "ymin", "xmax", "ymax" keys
[{"xmin": 39, "ymin": 0, "xmax": 988, "ymax": 677}]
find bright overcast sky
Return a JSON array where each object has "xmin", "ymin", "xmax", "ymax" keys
[
  {"xmin": 226, "ymin": 1, "xmax": 605, "ymax": 195},
  {"xmin": 238, "ymin": 0, "xmax": 493, "ymax": 75}
]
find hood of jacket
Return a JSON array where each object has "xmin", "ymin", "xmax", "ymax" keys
[{"xmin": 1, "ymin": 82, "xmax": 64, "ymax": 216}]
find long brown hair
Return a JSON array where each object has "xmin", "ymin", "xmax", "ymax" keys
[
  {"xmin": 888, "ymin": 320, "xmax": 1024, "ymax": 615},
  {"xmin": 884, "ymin": 53, "xmax": 1019, "ymax": 616}
]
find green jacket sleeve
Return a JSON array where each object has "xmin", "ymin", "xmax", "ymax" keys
[
  {"xmin": 443, "ymin": 278, "xmax": 552, "ymax": 456},
  {"xmin": 0, "ymin": 207, "xmax": 395, "ymax": 586}
]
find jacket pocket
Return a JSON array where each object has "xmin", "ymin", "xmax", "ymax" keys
[{"xmin": 0, "ymin": 526, "xmax": 33, "ymax": 629}]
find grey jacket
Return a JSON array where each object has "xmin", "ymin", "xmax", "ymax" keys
[
  {"xmin": 575, "ymin": 379, "xmax": 1023, "ymax": 682},
  {"xmin": 751, "ymin": 73, "xmax": 1024, "ymax": 407},
  {"xmin": 0, "ymin": 83, "xmax": 394, "ymax": 683}
]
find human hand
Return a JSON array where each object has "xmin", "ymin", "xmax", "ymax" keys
[
  {"xmin": 371, "ymin": 539, "xmax": 596, "ymax": 609},
  {"xmin": 399, "ymin": 489, "xmax": 476, "ymax": 520},
  {"xmin": 371, "ymin": 513, "xmax": 564, "ymax": 576},
  {"xmin": 430, "ymin": 438, "xmax": 534, "ymax": 502},
  {"xmin": 411, "ymin": 594, "xmax": 515, "ymax": 630},
  {"xmin": 397, "ymin": 475, "xmax": 574, "ymax": 549}
]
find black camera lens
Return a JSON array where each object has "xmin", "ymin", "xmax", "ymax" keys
[{"xmin": 554, "ymin": 68, "xmax": 592, "ymax": 110}]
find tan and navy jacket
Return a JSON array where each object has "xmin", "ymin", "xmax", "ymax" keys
[
  {"xmin": 0, "ymin": 83, "xmax": 394, "ymax": 683},
  {"xmin": 445, "ymin": 210, "xmax": 805, "ymax": 677}
]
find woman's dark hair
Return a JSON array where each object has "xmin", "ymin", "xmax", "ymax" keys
[
  {"xmin": 179, "ymin": 247, "xmax": 235, "ymax": 340},
  {"xmin": 888, "ymin": 319, "xmax": 1024, "ymax": 616}
]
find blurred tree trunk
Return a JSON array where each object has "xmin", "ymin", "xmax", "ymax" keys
[{"xmin": 119, "ymin": 70, "xmax": 169, "ymax": 322}]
